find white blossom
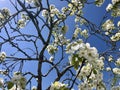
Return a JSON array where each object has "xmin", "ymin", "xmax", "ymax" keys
[
  {"xmin": 81, "ymin": 29, "xmax": 89, "ymax": 38},
  {"xmin": 106, "ymin": 67, "xmax": 111, "ymax": 71},
  {"xmin": 112, "ymin": 0, "xmax": 120, "ymax": 5},
  {"xmin": 112, "ymin": 86, "xmax": 120, "ymax": 90},
  {"xmin": 47, "ymin": 44, "xmax": 58, "ymax": 55},
  {"xmin": 1, "ymin": 8, "xmax": 10, "ymax": 19},
  {"xmin": 32, "ymin": 86, "xmax": 37, "ymax": 90},
  {"xmin": 73, "ymin": 27, "xmax": 81, "ymax": 38},
  {"xmin": 106, "ymin": 3, "xmax": 113, "ymax": 11},
  {"xmin": 111, "ymin": 32, "xmax": 120, "ymax": 41},
  {"xmin": 11, "ymin": 71, "xmax": 27, "ymax": 89},
  {"xmin": 113, "ymin": 68, "xmax": 120, "ymax": 74},
  {"xmin": 25, "ymin": 0, "xmax": 33, "ymax": 3},
  {"xmin": 50, "ymin": 81, "xmax": 68, "ymax": 90},
  {"xmin": 0, "ymin": 52, "xmax": 6, "ymax": 62},
  {"xmin": 102, "ymin": 19, "xmax": 115, "ymax": 31},
  {"xmin": 78, "ymin": 63, "xmax": 92, "ymax": 78},
  {"xmin": 49, "ymin": 56, "xmax": 54, "ymax": 62},
  {"xmin": 95, "ymin": 0, "xmax": 105, "ymax": 7},
  {"xmin": 0, "ymin": 78, "xmax": 4, "ymax": 88},
  {"xmin": 17, "ymin": 19, "xmax": 26, "ymax": 28},
  {"xmin": 117, "ymin": 21, "xmax": 120, "ymax": 27},
  {"xmin": 116, "ymin": 58, "xmax": 120, "ymax": 66},
  {"xmin": 108, "ymin": 55, "xmax": 113, "ymax": 62},
  {"xmin": 42, "ymin": 10, "xmax": 49, "ymax": 18}
]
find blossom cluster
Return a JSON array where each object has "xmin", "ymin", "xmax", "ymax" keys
[
  {"xmin": 111, "ymin": 86, "xmax": 120, "ymax": 90},
  {"xmin": 66, "ymin": 39, "xmax": 102, "ymax": 66},
  {"xmin": 116, "ymin": 58, "xmax": 120, "ymax": 66},
  {"xmin": 106, "ymin": 0, "xmax": 120, "ymax": 17},
  {"xmin": 109, "ymin": 57, "xmax": 120, "ymax": 75},
  {"xmin": 47, "ymin": 44, "xmax": 58, "ymax": 55},
  {"xmin": 113, "ymin": 68, "xmax": 120, "ymax": 74},
  {"xmin": 50, "ymin": 81, "xmax": 68, "ymax": 90},
  {"xmin": 25, "ymin": 0, "xmax": 33, "ymax": 4},
  {"xmin": 68, "ymin": 0, "xmax": 84, "ymax": 16},
  {"xmin": 0, "ymin": 70, "xmax": 8, "ymax": 75},
  {"xmin": 42, "ymin": 4, "xmax": 66, "ymax": 20},
  {"xmin": 78, "ymin": 72, "xmax": 105, "ymax": 90},
  {"xmin": 105, "ymin": 56, "xmax": 120, "ymax": 75},
  {"xmin": 0, "ymin": 8, "xmax": 10, "ymax": 19},
  {"xmin": 111, "ymin": 32, "xmax": 120, "ymax": 41},
  {"xmin": 0, "ymin": 52, "xmax": 6, "ymax": 62},
  {"xmin": 52, "ymin": 31, "xmax": 70, "ymax": 46},
  {"xmin": 101, "ymin": 19, "xmax": 120, "ymax": 42},
  {"xmin": 8, "ymin": 71, "xmax": 27, "ymax": 90},
  {"xmin": 66, "ymin": 39, "xmax": 105, "ymax": 89},
  {"xmin": 25, "ymin": 0, "xmax": 40, "ymax": 7},
  {"xmin": 102, "ymin": 19, "xmax": 115, "ymax": 31},
  {"xmin": 41, "ymin": 0, "xmax": 85, "ymax": 22},
  {"xmin": 73, "ymin": 27, "xmax": 89, "ymax": 38},
  {"xmin": 0, "ymin": 8, "xmax": 10, "ymax": 27},
  {"xmin": 95, "ymin": 0, "xmax": 105, "ymax": 7},
  {"xmin": 17, "ymin": 13, "xmax": 30, "ymax": 28}
]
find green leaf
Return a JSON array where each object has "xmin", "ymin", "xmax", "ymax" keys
[
  {"xmin": 93, "ymin": 69, "xmax": 97, "ymax": 74},
  {"xmin": 74, "ymin": 61, "xmax": 79, "ymax": 70},
  {"xmin": 7, "ymin": 81, "xmax": 14, "ymax": 89}
]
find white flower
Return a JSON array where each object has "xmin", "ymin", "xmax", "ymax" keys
[
  {"xmin": 17, "ymin": 19, "xmax": 26, "ymax": 28},
  {"xmin": 106, "ymin": 3, "xmax": 113, "ymax": 11},
  {"xmin": 81, "ymin": 29, "xmax": 88, "ymax": 38},
  {"xmin": 112, "ymin": 86, "xmax": 120, "ymax": 90},
  {"xmin": 105, "ymin": 32, "xmax": 110, "ymax": 35},
  {"xmin": 102, "ymin": 19, "xmax": 115, "ymax": 31},
  {"xmin": 57, "ymin": 13, "xmax": 66, "ymax": 20},
  {"xmin": 1, "ymin": 8, "xmax": 10, "ymax": 19},
  {"xmin": 100, "ymin": 56, "xmax": 105, "ymax": 61},
  {"xmin": 96, "ymin": 59, "xmax": 104, "ymax": 70},
  {"xmin": 106, "ymin": 67, "xmax": 111, "ymax": 71},
  {"xmin": 0, "ymin": 13, "xmax": 4, "ymax": 19},
  {"xmin": 0, "ymin": 52, "xmax": 6, "ymax": 62},
  {"xmin": 61, "ymin": 7, "xmax": 68, "ymax": 14},
  {"xmin": 47, "ymin": 44, "xmax": 58, "ymax": 55},
  {"xmin": 116, "ymin": 58, "xmax": 120, "ymax": 66},
  {"xmin": 32, "ymin": 86, "xmax": 37, "ymax": 90},
  {"xmin": 112, "ymin": 0, "xmax": 120, "ymax": 5},
  {"xmin": 108, "ymin": 55, "xmax": 113, "ymax": 61},
  {"xmin": 73, "ymin": 27, "xmax": 81, "ymax": 38},
  {"xmin": 113, "ymin": 68, "xmax": 120, "ymax": 74},
  {"xmin": 50, "ymin": 81, "xmax": 68, "ymax": 90},
  {"xmin": 42, "ymin": 10, "xmax": 49, "ymax": 18},
  {"xmin": 21, "ymin": 13, "xmax": 29, "ymax": 20},
  {"xmin": 117, "ymin": 21, "xmax": 120, "ymax": 27},
  {"xmin": 25, "ymin": 0, "xmax": 33, "ymax": 3},
  {"xmin": 95, "ymin": 0, "xmax": 105, "ymax": 7},
  {"xmin": 75, "ymin": 16, "xmax": 80, "ymax": 22},
  {"xmin": 11, "ymin": 71, "xmax": 27, "ymax": 89},
  {"xmin": 0, "ymin": 78, "xmax": 4, "ymax": 88},
  {"xmin": 111, "ymin": 35, "xmax": 116, "ymax": 41},
  {"xmin": 49, "ymin": 56, "xmax": 54, "ymax": 62},
  {"xmin": 79, "ymin": 63, "xmax": 92, "ymax": 77},
  {"xmin": 111, "ymin": 32, "xmax": 120, "ymax": 41},
  {"xmin": 9, "ymin": 85, "xmax": 24, "ymax": 90}
]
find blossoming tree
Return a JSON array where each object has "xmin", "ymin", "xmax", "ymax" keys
[{"xmin": 0, "ymin": 0, "xmax": 120, "ymax": 90}]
